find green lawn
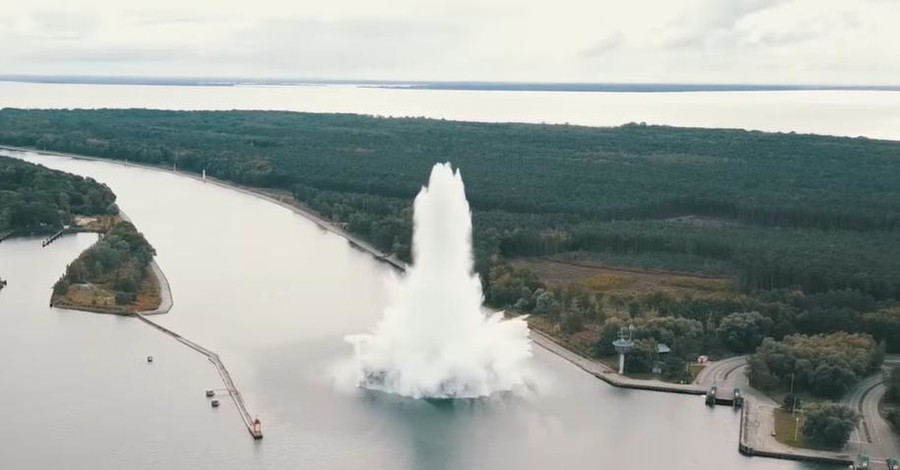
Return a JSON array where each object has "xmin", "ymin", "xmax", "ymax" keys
[{"xmin": 773, "ymin": 408, "xmax": 806, "ymax": 448}]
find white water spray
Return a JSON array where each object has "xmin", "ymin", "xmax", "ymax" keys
[{"xmin": 344, "ymin": 163, "xmax": 533, "ymax": 398}]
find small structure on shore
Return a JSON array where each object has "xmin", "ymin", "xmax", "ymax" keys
[
  {"xmin": 612, "ymin": 326, "xmax": 635, "ymax": 374},
  {"xmin": 146, "ymin": 355, "xmax": 153, "ymax": 363},
  {"xmin": 651, "ymin": 343, "xmax": 671, "ymax": 374}
]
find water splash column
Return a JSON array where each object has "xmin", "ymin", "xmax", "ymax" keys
[{"xmin": 343, "ymin": 162, "xmax": 533, "ymax": 398}]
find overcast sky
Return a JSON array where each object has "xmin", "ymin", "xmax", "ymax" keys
[{"xmin": 1, "ymin": 0, "xmax": 898, "ymax": 84}]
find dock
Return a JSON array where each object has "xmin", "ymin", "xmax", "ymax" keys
[
  {"xmin": 134, "ymin": 313, "xmax": 263, "ymax": 439},
  {"xmin": 41, "ymin": 227, "xmax": 67, "ymax": 247}
]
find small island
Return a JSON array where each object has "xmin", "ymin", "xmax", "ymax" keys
[
  {"xmin": 51, "ymin": 219, "xmax": 160, "ymax": 314},
  {"xmin": 0, "ymin": 154, "xmax": 161, "ymax": 313}
]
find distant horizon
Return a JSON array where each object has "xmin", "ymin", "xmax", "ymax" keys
[{"xmin": 2, "ymin": 74, "xmax": 900, "ymax": 93}]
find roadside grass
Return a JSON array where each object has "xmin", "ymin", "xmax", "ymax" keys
[
  {"xmin": 763, "ymin": 387, "xmax": 825, "ymax": 410},
  {"xmin": 688, "ymin": 363, "xmax": 704, "ymax": 381},
  {"xmin": 773, "ymin": 408, "xmax": 806, "ymax": 448},
  {"xmin": 773, "ymin": 408, "xmax": 850, "ymax": 451}
]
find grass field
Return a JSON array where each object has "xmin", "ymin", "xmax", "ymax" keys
[
  {"xmin": 513, "ymin": 256, "xmax": 735, "ymax": 300},
  {"xmin": 773, "ymin": 408, "xmax": 806, "ymax": 448}
]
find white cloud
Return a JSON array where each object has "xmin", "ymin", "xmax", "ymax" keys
[{"xmin": 0, "ymin": 0, "xmax": 898, "ymax": 84}]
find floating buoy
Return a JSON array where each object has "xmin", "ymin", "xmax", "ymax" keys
[
  {"xmin": 205, "ymin": 390, "xmax": 215, "ymax": 398},
  {"xmin": 211, "ymin": 399, "xmax": 220, "ymax": 408},
  {"xmin": 147, "ymin": 356, "xmax": 153, "ymax": 363}
]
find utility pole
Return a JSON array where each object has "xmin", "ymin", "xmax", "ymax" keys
[{"xmin": 790, "ymin": 372, "xmax": 796, "ymax": 415}]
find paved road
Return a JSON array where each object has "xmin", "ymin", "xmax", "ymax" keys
[
  {"xmin": 842, "ymin": 355, "xmax": 900, "ymax": 461},
  {"xmin": 695, "ymin": 355, "xmax": 749, "ymax": 388}
]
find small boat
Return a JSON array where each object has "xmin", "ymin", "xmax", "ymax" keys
[
  {"xmin": 205, "ymin": 390, "xmax": 215, "ymax": 397},
  {"xmin": 147, "ymin": 356, "xmax": 154, "ymax": 363},
  {"xmin": 211, "ymin": 399, "xmax": 220, "ymax": 408}
]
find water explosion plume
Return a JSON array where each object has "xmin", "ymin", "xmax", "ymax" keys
[{"xmin": 344, "ymin": 163, "xmax": 533, "ymax": 398}]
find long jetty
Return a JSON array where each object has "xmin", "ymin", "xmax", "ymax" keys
[
  {"xmin": 41, "ymin": 227, "xmax": 66, "ymax": 247},
  {"xmin": 134, "ymin": 313, "xmax": 262, "ymax": 439}
]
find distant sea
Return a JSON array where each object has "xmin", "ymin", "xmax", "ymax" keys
[
  {"xmin": 2, "ymin": 76, "xmax": 899, "ymax": 140},
  {"xmin": 2, "ymin": 75, "xmax": 899, "ymax": 93}
]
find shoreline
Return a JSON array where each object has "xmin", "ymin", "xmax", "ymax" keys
[
  {"xmin": 4, "ymin": 144, "xmax": 863, "ymax": 463},
  {"xmin": 0, "ymin": 145, "xmax": 718, "ymax": 386},
  {"xmin": 0, "ymin": 145, "xmax": 407, "ymax": 271},
  {"xmin": 46, "ymin": 209, "xmax": 172, "ymax": 317},
  {"xmin": 49, "ymin": 259, "xmax": 173, "ymax": 316}
]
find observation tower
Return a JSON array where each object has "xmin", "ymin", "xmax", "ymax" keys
[{"xmin": 612, "ymin": 325, "xmax": 635, "ymax": 374}]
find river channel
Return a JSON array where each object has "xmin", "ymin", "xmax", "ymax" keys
[{"xmin": 0, "ymin": 149, "xmax": 818, "ymax": 469}]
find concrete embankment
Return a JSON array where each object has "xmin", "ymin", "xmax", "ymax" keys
[
  {"xmin": 140, "ymin": 259, "xmax": 173, "ymax": 315},
  {"xmin": 739, "ymin": 399, "xmax": 855, "ymax": 467},
  {"xmin": 529, "ymin": 328, "xmax": 708, "ymax": 395}
]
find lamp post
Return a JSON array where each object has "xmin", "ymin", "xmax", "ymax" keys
[{"xmin": 790, "ymin": 372, "xmax": 797, "ymax": 415}]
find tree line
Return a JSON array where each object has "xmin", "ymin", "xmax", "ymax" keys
[
  {"xmin": 0, "ymin": 155, "xmax": 117, "ymax": 234},
  {"xmin": 747, "ymin": 332, "xmax": 883, "ymax": 398},
  {"xmin": 2, "ymin": 109, "xmax": 899, "ymax": 360}
]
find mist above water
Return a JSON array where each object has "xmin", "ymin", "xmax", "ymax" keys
[{"xmin": 344, "ymin": 163, "xmax": 533, "ymax": 398}]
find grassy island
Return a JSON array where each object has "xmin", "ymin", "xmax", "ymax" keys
[{"xmin": 51, "ymin": 219, "xmax": 159, "ymax": 314}]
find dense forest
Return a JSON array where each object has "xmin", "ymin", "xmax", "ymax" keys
[
  {"xmin": 0, "ymin": 154, "xmax": 117, "ymax": 234},
  {"xmin": 747, "ymin": 332, "xmax": 883, "ymax": 398},
  {"xmin": 52, "ymin": 220, "xmax": 157, "ymax": 310},
  {"xmin": 1, "ymin": 108, "xmax": 898, "ymax": 366}
]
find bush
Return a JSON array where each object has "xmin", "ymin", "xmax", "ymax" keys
[
  {"xmin": 748, "ymin": 332, "xmax": 882, "ymax": 398},
  {"xmin": 782, "ymin": 394, "xmax": 802, "ymax": 412},
  {"xmin": 115, "ymin": 292, "xmax": 135, "ymax": 305},
  {"xmin": 717, "ymin": 311, "xmax": 773, "ymax": 353},
  {"xmin": 560, "ymin": 311, "xmax": 585, "ymax": 334},
  {"xmin": 802, "ymin": 403, "xmax": 859, "ymax": 449}
]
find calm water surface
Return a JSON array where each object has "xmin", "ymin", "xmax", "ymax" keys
[
  {"xmin": 1, "ymin": 81, "xmax": 900, "ymax": 140},
  {"xmin": 0, "ymin": 150, "xmax": 816, "ymax": 469}
]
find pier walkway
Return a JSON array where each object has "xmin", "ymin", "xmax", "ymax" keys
[
  {"xmin": 134, "ymin": 312, "xmax": 262, "ymax": 439},
  {"xmin": 41, "ymin": 227, "xmax": 66, "ymax": 247}
]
